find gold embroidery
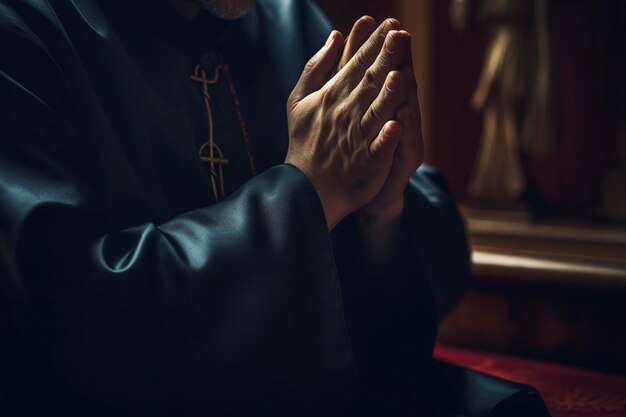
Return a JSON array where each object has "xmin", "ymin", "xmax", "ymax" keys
[{"xmin": 190, "ymin": 63, "xmax": 229, "ymax": 202}]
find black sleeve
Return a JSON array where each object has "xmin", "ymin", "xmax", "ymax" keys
[
  {"xmin": 293, "ymin": 0, "xmax": 471, "ymax": 321},
  {"xmin": 333, "ymin": 165, "xmax": 471, "ymax": 342},
  {"xmin": 0, "ymin": 5, "xmax": 354, "ymax": 415},
  {"xmin": 405, "ymin": 165, "xmax": 472, "ymax": 318},
  {"xmin": 331, "ymin": 166, "xmax": 471, "ymax": 413}
]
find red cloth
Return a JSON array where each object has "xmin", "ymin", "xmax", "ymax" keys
[{"xmin": 434, "ymin": 344, "xmax": 626, "ymax": 417}]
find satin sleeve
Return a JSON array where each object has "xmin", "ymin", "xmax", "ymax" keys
[
  {"xmin": 331, "ymin": 165, "xmax": 470, "ymax": 414},
  {"xmin": 405, "ymin": 165, "xmax": 472, "ymax": 318},
  {"xmin": 0, "ymin": 14, "xmax": 353, "ymax": 417}
]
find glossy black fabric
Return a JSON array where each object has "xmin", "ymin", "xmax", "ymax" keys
[
  {"xmin": 427, "ymin": 361, "xmax": 551, "ymax": 417},
  {"xmin": 0, "ymin": 0, "xmax": 471, "ymax": 415}
]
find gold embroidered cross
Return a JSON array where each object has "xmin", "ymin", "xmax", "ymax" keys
[{"xmin": 190, "ymin": 63, "xmax": 229, "ymax": 202}]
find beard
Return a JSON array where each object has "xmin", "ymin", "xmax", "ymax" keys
[{"xmin": 198, "ymin": 0, "xmax": 257, "ymax": 19}]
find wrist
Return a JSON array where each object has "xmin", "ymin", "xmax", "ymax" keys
[
  {"xmin": 319, "ymin": 190, "xmax": 351, "ymax": 231},
  {"xmin": 284, "ymin": 160, "xmax": 346, "ymax": 232},
  {"xmin": 356, "ymin": 198, "xmax": 405, "ymax": 265},
  {"xmin": 360, "ymin": 196, "xmax": 405, "ymax": 226}
]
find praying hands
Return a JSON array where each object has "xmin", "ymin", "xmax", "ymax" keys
[
  {"xmin": 0, "ymin": 2, "xmax": 475, "ymax": 415},
  {"xmin": 285, "ymin": 17, "xmax": 424, "ymax": 234}
]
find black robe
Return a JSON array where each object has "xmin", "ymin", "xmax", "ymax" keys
[{"xmin": 0, "ymin": 0, "xmax": 472, "ymax": 415}]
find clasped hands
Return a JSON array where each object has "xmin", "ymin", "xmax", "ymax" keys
[{"xmin": 285, "ymin": 17, "xmax": 424, "ymax": 232}]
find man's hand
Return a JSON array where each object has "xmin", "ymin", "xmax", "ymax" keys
[
  {"xmin": 339, "ymin": 17, "xmax": 425, "ymax": 225},
  {"xmin": 285, "ymin": 19, "xmax": 410, "ymax": 231},
  {"xmin": 362, "ymin": 47, "xmax": 425, "ymax": 224},
  {"xmin": 335, "ymin": 17, "xmax": 425, "ymax": 263}
]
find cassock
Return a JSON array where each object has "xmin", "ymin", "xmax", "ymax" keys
[{"xmin": 1, "ymin": 0, "xmax": 495, "ymax": 415}]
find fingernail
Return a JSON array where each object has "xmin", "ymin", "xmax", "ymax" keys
[
  {"xmin": 385, "ymin": 31, "xmax": 397, "ymax": 53},
  {"xmin": 386, "ymin": 72, "xmax": 398, "ymax": 91},
  {"xmin": 360, "ymin": 16, "xmax": 375, "ymax": 27},
  {"xmin": 383, "ymin": 18, "xmax": 397, "ymax": 33},
  {"xmin": 325, "ymin": 31, "xmax": 334, "ymax": 47}
]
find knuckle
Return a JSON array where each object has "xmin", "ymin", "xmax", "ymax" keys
[
  {"xmin": 352, "ymin": 119, "xmax": 367, "ymax": 142},
  {"xmin": 303, "ymin": 57, "xmax": 317, "ymax": 73},
  {"xmin": 287, "ymin": 93, "xmax": 294, "ymax": 109},
  {"xmin": 320, "ymin": 86, "xmax": 337, "ymax": 106},
  {"xmin": 363, "ymin": 68, "xmax": 378, "ymax": 90},
  {"xmin": 354, "ymin": 53, "xmax": 369, "ymax": 73},
  {"xmin": 338, "ymin": 136, "xmax": 352, "ymax": 156},
  {"xmin": 334, "ymin": 101, "xmax": 351, "ymax": 122},
  {"xmin": 381, "ymin": 47, "xmax": 393, "ymax": 65},
  {"xmin": 383, "ymin": 79, "xmax": 397, "ymax": 99},
  {"xmin": 288, "ymin": 89, "xmax": 299, "ymax": 104},
  {"xmin": 369, "ymin": 103, "xmax": 383, "ymax": 123}
]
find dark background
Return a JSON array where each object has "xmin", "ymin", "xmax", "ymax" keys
[{"xmin": 317, "ymin": 0, "xmax": 626, "ymax": 375}]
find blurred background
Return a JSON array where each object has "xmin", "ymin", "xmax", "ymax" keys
[{"xmin": 317, "ymin": 0, "xmax": 626, "ymax": 376}]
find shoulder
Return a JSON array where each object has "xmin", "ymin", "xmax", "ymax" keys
[
  {"xmin": 0, "ymin": 0, "xmax": 77, "ymax": 121},
  {"xmin": 237, "ymin": 0, "xmax": 333, "ymax": 99},
  {"xmin": 256, "ymin": 0, "xmax": 330, "ymax": 28},
  {"xmin": 0, "ymin": 0, "xmax": 110, "ymax": 74},
  {"xmin": 0, "ymin": 0, "xmax": 71, "ymax": 53},
  {"xmin": 0, "ymin": 0, "xmax": 61, "ymax": 65},
  {"xmin": 253, "ymin": 0, "xmax": 332, "ymax": 54}
]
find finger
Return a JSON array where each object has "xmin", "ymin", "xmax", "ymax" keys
[
  {"xmin": 338, "ymin": 16, "xmax": 376, "ymax": 71},
  {"xmin": 370, "ymin": 105, "xmax": 420, "ymax": 209},
  {"xmin": 361, "ymin": 70, "xmax": 406, "ymax": 137},
  {"xmin": 398, "ymin": 65, "xmax": 421, "ymax": 133},
  {"xmin": 398, "ymin": 33, "xmax": 421, "ymax": 113},
  {"xmin": 396, "ymin": 103, "xmax": 423, "ymax": 168},
  {"xmin": 352, "ymin": 30, "xmax": 410, "ymax": 112},
  {"xmin": 397, "ymin": 42, "xmax": 425, "ymax": 163},
  {"xmin": 369, "ymin": 120, "xmax": 402, "ymax": 162},
  {"xmin": 289, "ymin": 30, "xmax": 345, "ymax": 107},
  {"xmin": 339, "ymin": 18, "xmax": 401, "ymax": 88}
]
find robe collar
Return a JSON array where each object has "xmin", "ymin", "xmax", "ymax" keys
[{"xmin": 93, "ymin": 0, "xmax": 234, "ymax": 54}]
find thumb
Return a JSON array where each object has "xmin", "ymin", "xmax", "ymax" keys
[
  {"xmin": 289, "ymin": 30, "xmax": 344, "ymax": 107},
  {"xmin": 369, "ymin": 120, "xmax": 402, "ymax": 162}
]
